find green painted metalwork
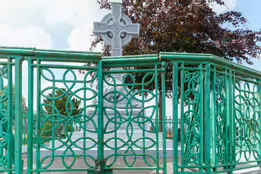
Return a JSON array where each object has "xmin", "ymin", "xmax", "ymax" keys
[
  {"xmin": 0, "ymin": 47, "xmax": 259, "ymax": 173},
  {"xmin": 101, "ymin": 59, "xmax": 166, "ymax": 173},
  {"xmin": 161, "ymin": 52, "xmax": 261, "ymax": 173},
  {"xmin": 0, "ymin": 57, "xmax": 16, "ymax": 174}
]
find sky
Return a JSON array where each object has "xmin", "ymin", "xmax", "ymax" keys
[
  {"xmin": 0, "ymin": 0, "xmax": 259, "ymax": 67},
  {"xmin": 0, "ymin": 0, "xmax": 259, "ymax": 116}
]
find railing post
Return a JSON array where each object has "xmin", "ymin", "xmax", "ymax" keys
[
  {"xmin": 257, "ymin": 79, "xmax": 261, "ymax": 169},
  {"xmin": 224, "ymin": 69, "xmax": 234, "ymax": 174},
  {"xmin": 229, "ymin": 69, "xmax": 235, "ymax": 173},
  {"xmin": 97, "ymin": 60, "xmax": 105, "ymax": 173},
  {"xmin": 14, "ymin": 56, "xmax": 23, "ymax": 174},
  {"xmin": 204, "ymin": 64, "xmax": 211, "ymax": 173},
  {"xmin": 27, "ymin": 59, "xmax": 34, "ymax": 173},
  {"xmin": 161, "ymin": 62, "xmax": 167, "ymax": 174},
  {"xmin": 211, "ymin": 66, "xmax": 217, "ymax": 170},
  {"xmin": 35, "ymin": 59, "xmax": 41, "ymax": 174},
  {"xmin": 172, "ymin": 62, "xmax": 179, "ymax": 174},
  {"xmin": 7, "ymin": 58, "xmax": 13, "ymax": 174}
]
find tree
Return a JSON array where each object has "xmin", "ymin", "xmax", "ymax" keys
[
  {"xmin": 92, "ymin": 0, "xmax": 261, "ymax": 62},
  {"xmin": 0, "ymin": 85, "xmax": 27, "ymax": 111},
  {"xmin": 91, "ymin": 0, "xmax": 261, "ymax": 131},
  {"xmin": 43, "ymin": 88, "xmax": 82, "ymax": 138},
  {"xmin": 0, "ymin": 85, "xmax": 28, "ymax": 132}
]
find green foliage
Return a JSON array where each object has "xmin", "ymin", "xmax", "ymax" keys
[
  {"xmin": 66, "ymin": 124, "xmax": 73, "ymax": 132},
  {"xmin": 41, "ymin": 122, "xmax": 74, "ymax": 138},
  {"xmin": 0, "ymin": 85, "xmax": 27, "ymax": 112},
  {"xmin": 42, "ymin": 88, "xmax": 82, "ymax": 138},
  {"xmin": 43, "ymin": 88, "xmax": 81, "ymax": 117},
  {"xmin": 42, "ymin": 122, "xmax": 52, "ymax": 137}
]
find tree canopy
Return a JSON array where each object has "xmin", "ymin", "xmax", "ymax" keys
[
  {"xmin": 91, "ymin": 0, "xmax": 261, "ymax": 132},
  {"xmin": 92, "ymin": 0, "xmax": 261, "ymax": 65}
]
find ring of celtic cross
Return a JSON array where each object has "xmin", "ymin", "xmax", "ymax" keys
[{"xmin": 100, "ymin": 13, "xmax": 134, "ymax": 47}]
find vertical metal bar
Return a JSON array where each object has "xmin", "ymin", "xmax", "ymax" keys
[
  {"xmin": 204, "ymin": 64, "xmax": 211, "ymax": 172},
  {"xmin": 225, "ymin": 69, "xmax": 233, "ymax": 173},
  {"xmin": 180, "ymin": 63, "xmax": 185, "ymax": 172},
  {"xmin": 83, "ymin": 65, "xmax": 87, "ymax": 162},
  {"xmin": 51, "ymin": 64, "xmax": 55, "ymax": 161},
  {"xmin": 27, "ymin": 59, "xmax": 34, "ymax": 173},
  {"xmin": 15, "ymin": 56, "xmax": 23, "ymax": 174},
  {"xmin": 199, "ymin": 64, "xmax": 204, "ymax": 172},
  {"xmin": 229, "ymin": 69, "xmax": 235, "ymax": 172},
  {"xmin": 237, "ymin": 77, "xmax": 243, "ymax": 168},
  {"xmin": 212, "ymin": 66, "xmax": 217, "ymax": 168},
  {"xmin": 258, "ymin": 79, "xmax": 261, "ymax": 168},
  {"xmin": 0, "ymin": 68, "xmax": 5, "ymax": 169},
  {"xmin": 113, "ymin": 72, "xmax": 118, "ymax": 164},
  {"xmin": 7, "ymin": 58, "xmax": 13, "ymax": 174},
  {"xmin": 97, "ymin": 60, "xmax": 104, "ymax": 170},
  {"xmin": 36, "ymin": 59, "xmax": 41, "ymax": 174},
  {"xmin": 161, "ymin": 62, "xmax": 167, "ymax": 174},
  {"xmin": 172, "ymin": 62, "xmax": 179, "ymax": 174},
  {"xmin": 154, "ymin": 64, "xmax": 159, "ymax": 174},
  {"xmin": 224, "ymin": 69, "xmax": 229, "ymax": 171}
]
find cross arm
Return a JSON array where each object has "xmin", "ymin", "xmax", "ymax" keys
[
  {"xmin": 93, "ymin": 22, "xmax": 113, "ymax": 34},
  {"xmin": 121, "ymin": 24, "xmax": 140, "ymax": 38}
]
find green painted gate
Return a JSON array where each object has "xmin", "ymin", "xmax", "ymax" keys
[{"xmin": 0, "ymin": 47, "xmax": 260, "ymax": 174}]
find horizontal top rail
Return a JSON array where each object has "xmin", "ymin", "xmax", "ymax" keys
[
  {"xmin": 103, "ymin": 54, "xmax": 158, "ymax": 62},
  {"xmin": 0, "ymin": 46, "xmax": 259, "ymax": 79},
  {"xmin": 160, "ymin": 52, "xmax": 261, "ymax": 79},
  {"xmin": 0, "ymin": 47, "xmax": 102, "ymax": 60},
  {"xmin": 102, "ymin": 54, "xmax": 160, "ymax": 67}
]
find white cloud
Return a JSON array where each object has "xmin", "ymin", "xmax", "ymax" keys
[
  {"xmin": 0, "ymin": 25, "xmax": 52, "ymax": 49},
  {"xmin": 68, "ymin": 24, "xmax": 103, "ymax": 52},
  {"xmin": 0, "ymin": 0, "xmax": 107, "ymax": 50},
  {"xmin": 66, "ymin": 1, "xmax": 109, "ymax": 51},
  {"xmin": 210, "ymin": 0, "xmax": 237, "ymax": 14}
]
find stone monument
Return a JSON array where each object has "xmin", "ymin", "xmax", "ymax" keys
[
  {"xmin": 85, "ymin": 0, "xmax": 143, "ymax": 130},
  {"xmin": 44, "ymin": 0, "xmax": 174, "ymax": 158}
]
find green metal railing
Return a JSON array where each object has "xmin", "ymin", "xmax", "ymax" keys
[
  {"xmin": 0, "ymin": 47, "xmax": 259, "ymax": 173},
  {"xmin": 161, "ymin": 52, "xmax": 261, "ymax": 173}
]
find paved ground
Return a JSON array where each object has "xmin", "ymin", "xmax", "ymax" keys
[
  {"xmin": 21, "ymin": 154, "xmax": 174, "ymax": 174},
  {"xmin": 11, "ymin": 154, "xmax": 261, "ymax": 174}
]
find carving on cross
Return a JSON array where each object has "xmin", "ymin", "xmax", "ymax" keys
[{"xmin": 93, "ymin": 1, "xmax": 140, "ymax": 56}]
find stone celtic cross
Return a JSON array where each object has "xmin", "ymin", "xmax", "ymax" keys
[{"xmin": 93, "ymin": 0, "xmax": 140, "ymax": 56}]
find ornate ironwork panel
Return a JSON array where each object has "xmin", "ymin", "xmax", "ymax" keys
[
  {"xmin": 27, "ymin": 60, "xmax": 99, "ymax": 172},
  {"xmin": 100, "ymin": 61, "xmax": 166, "ymax": 173},
  {"xmin": 234, "ymin": 77, "xmax": 261, "ymax": 168},
  {"xmin": 165, "ymin": 52, "xmax": 261, "ymax": 174},
  {"xmin": 213, "ymin": 71, "xmax": 227, "ymax": 166},
  {"xmin": 173, "ymin": 63, "xmax": 205, "ymax": 172}
]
